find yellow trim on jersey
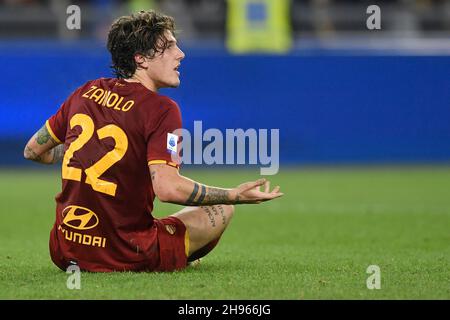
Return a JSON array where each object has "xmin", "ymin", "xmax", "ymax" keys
[
  {"xmin": 148, "ymin": 160, "xmax": 167, "ymax": 165},
  {"xmin": 184, "ymin": 229, "xmax": 190, "ymax": 257},
  {"xmin": 45, "ymin": 120, "xmax": 62, "ymax": 144},
  {"xmin": 148, "ymin": 160, "xmax": 179, "ymax": 168}
]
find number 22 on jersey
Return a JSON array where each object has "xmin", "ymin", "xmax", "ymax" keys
[{"xmin": 62, "ymin": 113, "xmax": 128, "ymax": 197}]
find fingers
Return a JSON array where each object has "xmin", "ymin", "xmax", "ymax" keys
[
  {"xmin": 260, "ymin": 181, "xmax": 281, "ymax": 196},
  {"xmin": 238, "ymin": 178, "xmax": 284, "ymax": 203},
  {"xmin": 258, "ymin": 183, "xmax": 283, "ymax": 201},
  {"xmin": 256, "ymin": 178, "xmax": 266, "ymax": 187},
  {"xmin": 243, "ymin": 178, "xmax": 266, "ymax": 192},
  {"xmin": 260, "ymin": 192, "xmax": 284, "ymax": 203},
  {"xmin": 243, "ymin": 179, "xmax": 282, "ymax": 195},
  {"xmin": 263, "ymin": 183, "xmax": 283, "ymax": 200},
  {"xmin": 265, "ymin": 190, "xmax": 284, "ymax": 199},
  {"xmin": 264, "ymin": 180, "xmax": 270, "ymax": 193}
]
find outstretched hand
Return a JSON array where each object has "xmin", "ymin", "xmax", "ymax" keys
[{"xmin": 232, "ymin": 178, "xmax": 283, "ymax": 204}]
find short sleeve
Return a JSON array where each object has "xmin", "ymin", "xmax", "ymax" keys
[
  {"xmin": 146, "ymin": 99, "xmax": 183, "ymax": 169},
  {"xmin": 46, "ymin": 84, "xmax": 87, "ymax": 144},
  {"xmin": 46, "ymin": 102, "xmax": 67, "ymax": 144}
]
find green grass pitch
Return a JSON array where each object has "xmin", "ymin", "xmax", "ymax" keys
[{"xmin": 0, "ymin": 166, "xmax": 449, "ymax": 299}]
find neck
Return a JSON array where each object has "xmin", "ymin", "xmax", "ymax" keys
[{"xmin": 126, "ymin": 72, "xmax": 158, "ymax": 92}]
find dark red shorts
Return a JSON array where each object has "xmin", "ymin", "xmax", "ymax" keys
[
  {"xmin": 153, "ymin": 216, "xmax": 189, "ymax": 272},
  {"xmin": 49, "ymin": 216, "xmax": 189, "ymax": 272}
]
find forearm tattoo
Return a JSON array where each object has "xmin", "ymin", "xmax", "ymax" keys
[
  {"xmin": 51, "ymin": 144, "xmax": 65, "ymax": 163},
  {"xmin": 27, "ymin": 144, "xmax": 64, "ymax": 164},
  {"xmin": 186, "ymin": 183, "xmax": 230, "ymax": 206},
  {"xmin": 24, "ymin": 146, "xmax": 42, "ymax": 162},
  {"xmin": 204, "ymin": 188, "xmax": 229, "ymax": 204}
]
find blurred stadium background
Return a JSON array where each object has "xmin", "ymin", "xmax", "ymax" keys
[
  {"xmin": 1, "ymin": 0, "xmax": 450, "ymax": 165},
  {"xmin": 0, "ymin": 0, "xmax": 449, "ymax": 299}
]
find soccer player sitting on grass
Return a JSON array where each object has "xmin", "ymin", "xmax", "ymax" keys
[{"xmin": 23, "ymin": 10, "xmax": 283, "ymax": 272}]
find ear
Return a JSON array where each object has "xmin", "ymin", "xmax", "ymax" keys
[{"xmin": 134, "ymin": 54, "xmax": 148, "ymax": 70}]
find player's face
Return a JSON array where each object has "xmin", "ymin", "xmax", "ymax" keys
[{"xmin": 147, "ymin": 30, "xmax": 185, "ymax": 89}]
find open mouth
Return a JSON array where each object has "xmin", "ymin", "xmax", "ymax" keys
[{"xmin": 174, "ymin": 65, "xmax": 180, "ymax": 76}]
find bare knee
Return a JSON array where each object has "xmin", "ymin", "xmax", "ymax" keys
[{"xmin": 227, "ymin": 204, "xmax": 235, "ymax": 218}]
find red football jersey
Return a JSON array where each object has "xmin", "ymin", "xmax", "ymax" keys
[{"xmin": 46, "ymin": 78, "xmax": 182, "ymax": 272}]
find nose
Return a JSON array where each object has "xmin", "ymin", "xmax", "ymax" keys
[{"xmin": 177, "ymin": 47, "xmax": 185, "ymax": 60}]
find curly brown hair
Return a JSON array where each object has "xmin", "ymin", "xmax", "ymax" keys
[{"xmin": 107, "ymin": 10, "xmax": 176, "ymax": 78}]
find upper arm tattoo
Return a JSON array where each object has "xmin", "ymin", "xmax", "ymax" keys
[
  {"xmin": 24, "ymin": 124, "xmax": 62, "ymax": 164},
  {"xmin": 36, "ymin": 125, "xmax": 57, "ymax": 145},
  {"xmin": 150, "ymin": 170, "xmax": 156, "ymax": 181}
]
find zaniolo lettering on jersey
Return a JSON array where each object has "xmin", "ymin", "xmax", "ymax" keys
[{"xmin": 82, "ymin": 85, "xmax": 135, "ymax": 112}]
